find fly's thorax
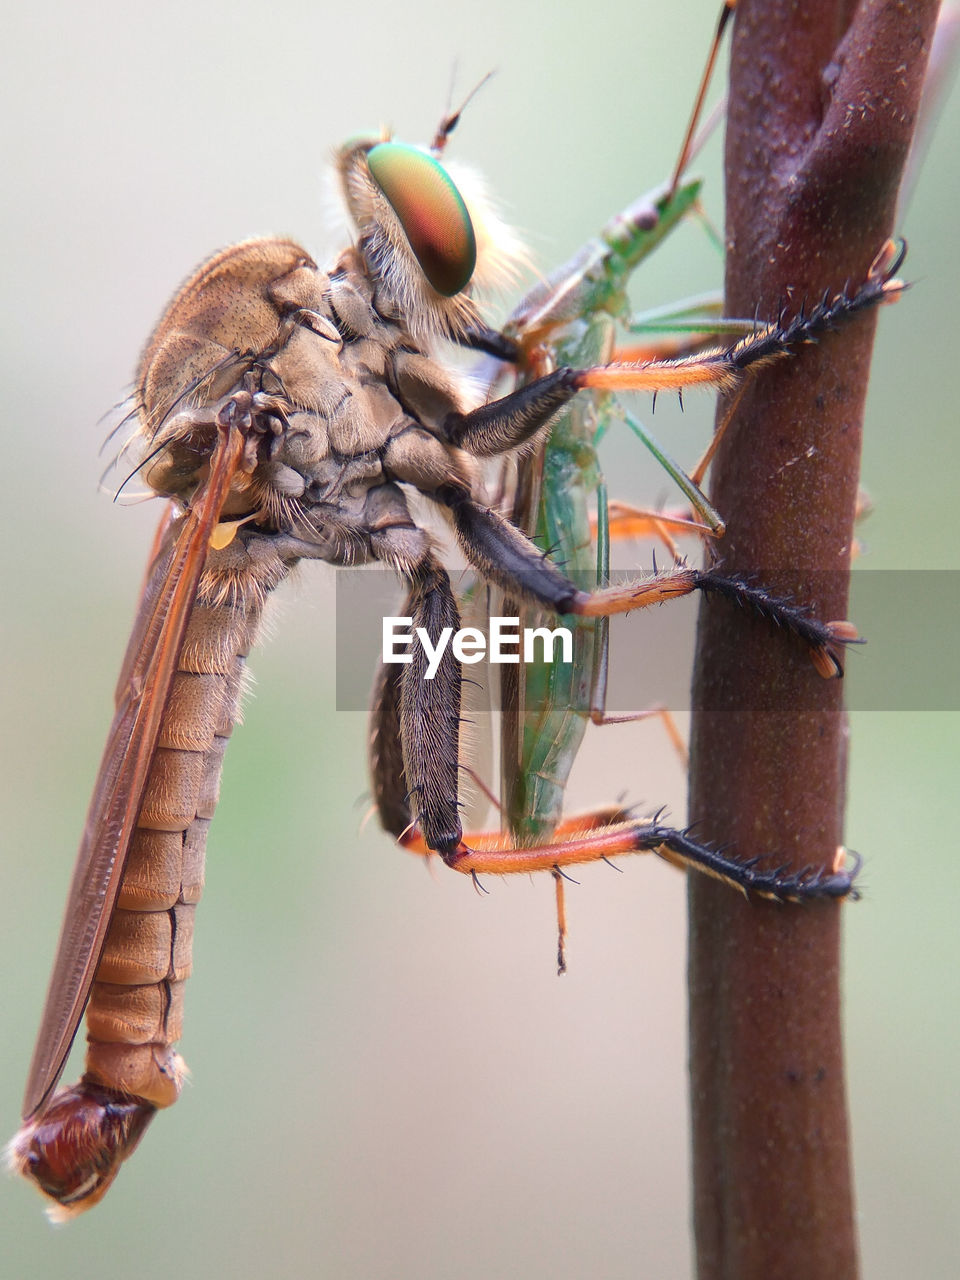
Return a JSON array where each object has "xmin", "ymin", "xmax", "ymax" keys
[
  {"xmin": 131, "ymin": 237, "xmax": 333, "ymax": 502},
  {"xmin": 131, "ymin": 238, "xmax": 393, "ymax": 502},
  {"xmin": 128, "ymin": 224, "xmax": 480, "ymax": 571},
  {"xmin": 137, "ymin": 238, "xmax": 330, "ymax": 430}
]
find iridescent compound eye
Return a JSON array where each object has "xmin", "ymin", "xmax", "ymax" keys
[{"xmin": 367, "ymin": 142, "xmax": 477, "ymax": 297}]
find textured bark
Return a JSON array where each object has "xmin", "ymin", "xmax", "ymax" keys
[{"xmin": 687, "ymin": 3, "xmax": 939, "ymax": 1279}]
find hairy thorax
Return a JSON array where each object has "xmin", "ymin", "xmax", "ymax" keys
[{"xmin": 135, "ymin": 237, "xmax": 478, "ymax": 578}]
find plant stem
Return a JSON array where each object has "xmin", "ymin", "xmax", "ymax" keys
[{"xmin": 687, "ymin": 3, "xmax": 939, "ymax": 1278}]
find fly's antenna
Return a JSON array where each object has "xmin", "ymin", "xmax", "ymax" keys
[{"xmin": 430, "ymin": 70, "xmax": 496, "ymax": 157}]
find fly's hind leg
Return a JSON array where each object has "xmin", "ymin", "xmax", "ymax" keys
[
  {"xmin": 368, "ymin": 552, "xmax": 465, "ymax": 856},
  {"xmin": 370, "ymin": 634, "xmax": 858, "ymax": 961},
  {"xmin": 387, "ymin": 783, "xmax": 859, "ymax": 901},
  {"xmin": 430, "ymin": 487, "xmax": 861, "ymax": 890},
  {"xmin": 427, "ymin": 818, "xmax": 858, "ymax": 904}
]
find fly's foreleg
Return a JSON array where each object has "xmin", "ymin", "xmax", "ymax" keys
[
  {"xmin": 443, "ymin": 367, "xmax": 580, "ymax": 457},
  {"xmin": 444, "ymin": 239, "xmax": 905, "ymax": 464},
  {"xmin": 575, "ymin": 237, "xmax": 905, "ymax": 472}
]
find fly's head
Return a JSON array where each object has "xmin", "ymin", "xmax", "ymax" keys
[{"xmin": 335, "ymin": 134, "xmax": 525, "ymax": 345}]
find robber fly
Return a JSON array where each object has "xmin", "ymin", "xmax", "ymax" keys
[{"xmin": 8, "ymin": 18, "xmax": 904, "ymax": 1214}]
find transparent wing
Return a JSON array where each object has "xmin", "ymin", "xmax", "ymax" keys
[{"xmin": 21, "ymin": 425, "xmax": 244, "ymax": 1118}]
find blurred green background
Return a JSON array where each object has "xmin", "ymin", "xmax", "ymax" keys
[{"xmin": 1, "ymin": 2, "xmax": 956, "ymax": 1276}]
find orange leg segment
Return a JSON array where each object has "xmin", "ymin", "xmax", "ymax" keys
[{"xmin": 400, "ymin": 812, "xmax": 859, "ymax": 902}]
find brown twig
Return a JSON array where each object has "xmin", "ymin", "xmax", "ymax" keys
[{"xmin": 687, "ymin": 3, "xmax": 939, "ymax": 1278}]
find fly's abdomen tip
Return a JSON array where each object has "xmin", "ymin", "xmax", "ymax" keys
[{"xmin": 9, "ymin": 1081, "xmax": 157, "ymax": 1220}]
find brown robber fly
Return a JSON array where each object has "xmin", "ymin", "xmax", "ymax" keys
[{"xmin": 8, "ymin": 4, "xmax": 904, "ymax": 1217}]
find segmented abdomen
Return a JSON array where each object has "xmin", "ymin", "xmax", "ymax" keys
[
  {"xmin": 83, "ymin": 577, "xmax": 266, "ymax": 1106},
  {"xmin": 8, "ymin": 544, "xmax": 284, "ymax": 1217}
]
